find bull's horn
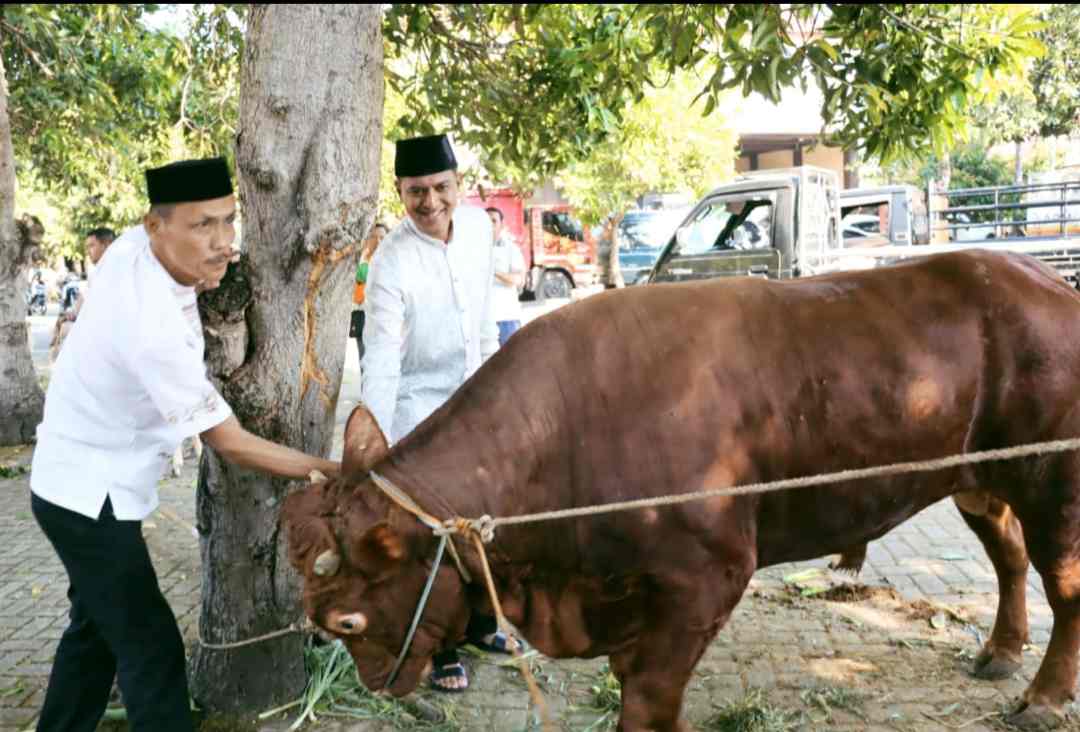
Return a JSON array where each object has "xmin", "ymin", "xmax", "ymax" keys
[{"xmin": 313, "ymin": 550, "xmax": 341, "ymax": 576}]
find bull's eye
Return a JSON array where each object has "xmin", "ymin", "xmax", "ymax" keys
[{"xmin": 342, "ymin": 620, "xmax": 355, "ymax": 630}]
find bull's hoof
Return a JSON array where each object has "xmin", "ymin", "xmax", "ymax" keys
[
  {"xmin": 973, "ymin": 647, "xmax": 1022, "ymax": 680},
  {"xmin": 1006, "ymin": 702, "xmax": 1067, "ymax": 730}
]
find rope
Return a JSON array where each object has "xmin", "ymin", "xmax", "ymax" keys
[
  {"xmin": 470, "ymin": 532, "xmax": 556, "ymax": 732},
  {"xmin": 385, "ymin": 534, "xmax": 449, "ymax": 690},
  {"xmin": 370, "ymin": 471, "xmax": 472, "ymax": 583},
  {"xmin": 197, "ymin": 618, "xmax": 309, "ymax": 650},
  {"xmin": 452, "ymin": 436, "xmax": 1080, "ymax": 541}
]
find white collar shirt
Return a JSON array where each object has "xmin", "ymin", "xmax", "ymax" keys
[
  {"xmin": 491, "ymin": 234, "xmax": 525, "ymax": 322},
  {"xmin": 361, "ymin": 205, "xmax": 498, "ymax": 443},
  {"xmin": 31, "ymin": 225, "xmax": 232, "ymax": 520}
]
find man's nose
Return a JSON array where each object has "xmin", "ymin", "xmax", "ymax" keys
[{"xmin": 420, "ymin": 189, "xmax": 437, "ymax": 209}]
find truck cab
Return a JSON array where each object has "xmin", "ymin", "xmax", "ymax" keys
[
  {"xmin": 648, "ymin": 167, "xmax": 840, "ymax": 284},
  {"xmin": 840, "ymin": 185, "xmax": 929, "ymax": 248}
]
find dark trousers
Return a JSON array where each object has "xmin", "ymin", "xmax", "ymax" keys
[
  {"xmin": 31, "ymin": 494, "xmax": 193, "ymax": 732},
  {"xmin": 353, "ymin": 310, "xmax": 366, "ymax": 366}
]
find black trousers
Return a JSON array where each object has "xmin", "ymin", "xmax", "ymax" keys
[{"xmin": 31, "ymin": 494, "xmax": 193, "ymax": 732}]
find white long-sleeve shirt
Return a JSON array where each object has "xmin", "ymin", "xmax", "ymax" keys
[
  {"xmin": 32, "ymin": 226, "xmax": 231, "ymax": 520},
  {"xmin": 361, "ymin": 206, "xmax": 498, "ymax": 443}
]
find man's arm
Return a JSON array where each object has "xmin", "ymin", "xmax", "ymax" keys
[
  {"xmin": 201, "ymin": 416, "xmax": 339, "ymax": 479},
  {"xmin": 361, "ymin": 247, "xmax": 406, "ymax": 442},
  {"xmin": 495, "ymin": 243, "xmax": 526, "ymax": 288},
  {"xmin": 479, "ymin": 234, "xmax": 499, "ymax": 361}
]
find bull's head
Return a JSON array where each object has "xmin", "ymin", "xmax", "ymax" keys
[{"xmin": 282, "ymin": 406, "xmax": 470, "ymax": 696}]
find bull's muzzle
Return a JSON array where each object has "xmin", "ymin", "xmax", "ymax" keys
[{"xmin": 313, "ymin": 550, "xmax": 341, "ymax": 577}]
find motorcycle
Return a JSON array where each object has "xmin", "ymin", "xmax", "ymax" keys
[
  {"xmin": 26, "ymin": 281, "xmax": 47, "ymax": 316},
  {"xmin": 60, "ymin": 276, "xmax": 81, "ymax": 316}
]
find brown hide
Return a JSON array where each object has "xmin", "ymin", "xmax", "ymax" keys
[{"xmin": 284, "ymin": 251, "xmax": 1080, "ymax": 730}]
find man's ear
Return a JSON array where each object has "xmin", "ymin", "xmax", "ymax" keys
[{"xmin": 342, "ymin": 404, "xmax": 390, "ymax": 476}]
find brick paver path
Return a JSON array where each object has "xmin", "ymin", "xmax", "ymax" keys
[{"xmin": 0, "ymin": 318, "xmax": 1061, "ymax": 731}]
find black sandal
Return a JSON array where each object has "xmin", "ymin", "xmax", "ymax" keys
[
  {"xmin": 466, "ymin": 629, "xmax": 517, "ymax": 655},
  {"xmin": 429, "ymin": 660, "xmax": 469, "ymax": 693}
]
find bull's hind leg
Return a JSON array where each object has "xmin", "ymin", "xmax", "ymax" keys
[
  {"xmin": 1007, "ymin": 487, "xmax": 1080, "ymax": 730},
  {"xmin": 953, "ymin": 491, "xmax": 1029, "ymax": 680}
]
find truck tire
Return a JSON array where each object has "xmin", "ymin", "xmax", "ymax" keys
[{"xmin": 536, "ymin": 270, "xmax": 572, "ymax": 302}]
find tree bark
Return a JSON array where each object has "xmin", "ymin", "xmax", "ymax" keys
[
  {"xmin": 190, "ymin": 4, "xmax": 382, "ymax": 712},
  {"xmin": 608, "ymin": 212, "xmax": 626, "ymax": 288},
  {"xmin": 1014, "ymin": 138, "xmax": 1024, "ymax": 185},
  {"xmin": 0, "ymin": 54, "xmax": 45, "ymax": 446}
]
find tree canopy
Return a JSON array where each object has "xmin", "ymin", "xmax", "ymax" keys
[
  {"xmin": 5, "ymin": 3, "xmax": 1046, "ymax": 259},
  {"xmin": 3, "ymin": 4, "xmax": 240, "ymax": 257},
  {"xmin": 386, "ymin": 3, "xmax": 1042, "ymax": 180},
  {"xmin": 557, "ymin": 68, "xmax": 737, "ymax": 227}
]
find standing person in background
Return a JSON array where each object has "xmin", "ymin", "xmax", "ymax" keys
[
  {"xmin": 362, "ymin": 134, "xmax": 513, "ymax": 693},
  {"xmin": 50, "ymin": 228, "xmax": 117, "ymax": 363},
  {"xmin": 351, "ymin": 222, "xmax": 389, "ymax": 367},
  {"xmin": 486, "ymin": 207, "xmax": 525, "ymax": 347}
]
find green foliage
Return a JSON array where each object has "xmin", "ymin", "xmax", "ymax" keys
[
  {"xmin": 558, "ymin": 68, "xmax": 737, "ymax": 226},
  {"xmin": 280, "ymin": 640, "xmax": 458, "ymax": 731},
  {"xmin": 888, "ymin": 142, "xmax": 1014, "ymax": 193},
  {"xmin": 386, "ymin": 4, "xmax": 1038, "ymax": 180},
  {"xmin": 4, "ymin": 4, "xmax": 242, "ymax": 259}
]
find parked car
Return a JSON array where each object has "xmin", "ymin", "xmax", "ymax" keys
[{"xmin": 598, "ymin": 208, "xmax": 690, "ymax": 285}]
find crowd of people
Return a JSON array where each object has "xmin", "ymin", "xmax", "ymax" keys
[{"xmin": 27, "ymin": 134, "xmax": 530, "ymax": 731}]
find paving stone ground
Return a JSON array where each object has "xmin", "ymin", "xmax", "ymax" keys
[{"xmin": 2, "ymin": 303, "xmax": 1075, "ymax": 731}]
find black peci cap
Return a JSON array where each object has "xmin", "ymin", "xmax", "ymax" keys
[
  {"xmin": 394, "ymin": 134, "xmax": 458, "ymax": 178},
  {"xmin": 145, "ymin": 158, "xmax": 234, "ymax": 205}
]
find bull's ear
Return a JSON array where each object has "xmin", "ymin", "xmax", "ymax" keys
[
  {"xmin": 342, "ymin": 404, "xmax": 390, "ymax": 476},
  {"xmin": 363, "ymin": 522, "xmax": 406, "ymax": 562}
]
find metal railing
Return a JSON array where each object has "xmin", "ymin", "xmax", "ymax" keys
[{"xmin": 928, "ymin": 179, "xmax": 1080, "ymax": 242}]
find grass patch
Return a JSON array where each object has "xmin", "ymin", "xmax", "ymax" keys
[
  {"xmin": 704, "ymin": 688, "xmax": 801, "ymax": 732},
  {"xmin": 569, "ymin": 664, "xmax": 622, "ymax": 732},
  {"xmin": 0, "ymin": 464, "xmax": 29, "ymax": 479},
  {"xmin": 799, "ymin": 684, "xmax": 866, "ymax": 723},
  {"xmin": 265, "ymin": 639, "xmax": 459, "ymax": 731}
]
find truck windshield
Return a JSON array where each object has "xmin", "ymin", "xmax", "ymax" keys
[
  {"xmin": 673, "ymin": 193, "xmax": 776, "ymax": 255},
  {"xmin": 542, "ymin": 211, "xmax": 585, "ymax": 242},
  {"xmin": 619, "ymin": 209, "xmax": 687, "ymax": 249}
]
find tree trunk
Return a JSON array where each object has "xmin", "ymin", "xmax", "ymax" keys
[
  {"xmin": 609, "ymin": 212, "xmax": 626, "ymax": 289},
  {"xmin": 190, "ymin": 4, "xmax": 382, "ymax": 713},
  {"xmin": 1014, "ymin": 138, "xmax": 1024, "ymax": 185},
  {"xmin": 0, "ymin": 54, "xmax": 45, "ymax": 445},
  {"xmin": 602, "ymin": 212, "xmax": 626, "ymax": 289}
]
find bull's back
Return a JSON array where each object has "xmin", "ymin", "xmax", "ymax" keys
[{"xmin": 539, "ymin": 250, "xmax": 1080, "ymax": 570}]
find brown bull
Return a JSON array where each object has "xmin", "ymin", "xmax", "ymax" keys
[{"xmin": 284, "ymin": 250, "xmax": 1080, "ymax": 731}]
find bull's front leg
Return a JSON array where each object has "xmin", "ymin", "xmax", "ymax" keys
[
  {"xmin": 609, "ymin": 573, "xmax": 750, "ymax": 732},
  {"xmin": 609, "ymin": 625, "xmax": 710, "ymax": 732}
]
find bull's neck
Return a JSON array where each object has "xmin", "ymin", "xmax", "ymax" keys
[{"xmin": 376, "ymin": 376, "xmax": 561, "ymax": 529}]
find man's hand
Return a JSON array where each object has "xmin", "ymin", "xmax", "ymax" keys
[{"xmin": 201, "ymin": 417, "xmax": 341, "ymax": 480}]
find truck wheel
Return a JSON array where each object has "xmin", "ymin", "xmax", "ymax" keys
[{"xmin": 537, "ymin": 271, "xmax": 572, "ymax": 301}]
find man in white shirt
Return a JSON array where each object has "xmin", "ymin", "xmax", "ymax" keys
[
  {"xmin": 30, "ymin": 158, "xmax": 340, "ymax": 732},
  {"xmin": 49, "ymin": 227, "xmax": 115, "ymax": 363},
  {"xmin": 485, "ymin": 207, "xmax": 526, "ymax": 346},
  {"xmin": 361, "ymin": 135, "xmax": 509, "ymax": 693}
]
